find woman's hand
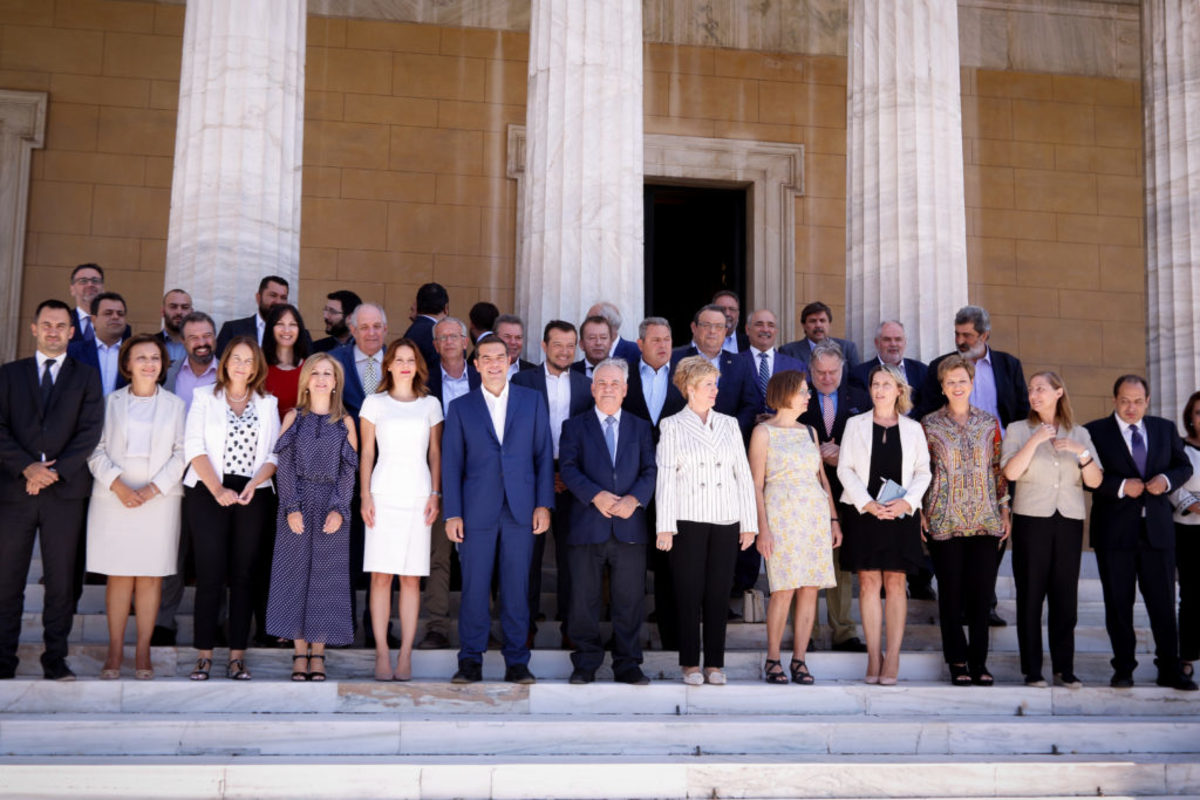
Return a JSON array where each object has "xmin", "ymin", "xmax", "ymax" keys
[
  {"xmin": 322, "ymin": 511, "xmax": 343, "ymax": 534},
  {"xmin": 884, "ymin": 499, "xmax": 912, "ymax": 517},
  {"xmin": 134, "ymin": 484, "xmax": 159, "ymax": 504},
  {"xmin": 287, "ymin": 511, "xmax": 304, "ymax": 534},
  {"xmin": 919, "ymin": 509, "xmax": 929, "ymax": 542},
  {"xmin": 738, "ymin": 532, "xmax": 755, "ymax": 551},
  {"xmin": 1031, "ymin": 422, "xmax": 1056, "ymax": 447},
  {"xmin": 361, "ymin": 494, "xmax": 375, "ymax": 528},
  {"xmin": 831, "ymin": 521, "xmax": 843, "ymax": 548},
  {"xmin": 1051, "ymin": 436, "xmax": 1084, "ymax": 455},
  {"xmin": 756, "ymin": 528, "xmax": 774, "ymax": 560},
  {"xmin": 656, "ymin": 532, "xmax": 673, "ymax": 552},
  {"xmin": 111, "ymin": 479, "xmax": 143, "ymax": 509},
  {"xmin": 864, "ymin": 500, "xmax": 888, "ymax": 519},
  {"xmin": 424, "ymin": 494, "xmax": 440, "ymax": 526},
  {"xmin": 236, "ymin": 483, "xmax": 257, "ymax": 505},
  {"xmin": 212, "ymin": 485, "xmax": 239, "ymax": 507},
  {"xmin": 999, "ymin": 507, "xmax": 1012, "ymax": 543}
]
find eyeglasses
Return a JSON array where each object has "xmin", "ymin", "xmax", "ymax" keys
[
  {"xmin": 322, "ymin": 307, "xmax": 344, "ymax": 316},
  {"xmin": 73, "ymin": 277, "xmax": 103, "ymax": 286},
  {"xmin": 435, "ymin": 333, "xmax": 464, "ymax": 342}
]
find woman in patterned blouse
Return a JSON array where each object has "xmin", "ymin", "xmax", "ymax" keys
[{"xmin": 921, "ymin": 354, "xmax": 1010, "ymax": 687}]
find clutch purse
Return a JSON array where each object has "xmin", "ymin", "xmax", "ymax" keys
[{"xmin": 875, "ymin": 478, "xmax": 909, "ymax": 515}]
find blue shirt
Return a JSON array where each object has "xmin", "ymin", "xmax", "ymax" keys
[
  {"xmin": 639, "ymin": 359, "xmax": 670, "ymax": 425},
  {"xmin": 969, "ymin": 349, "xmax": 1000, "ymax": 433}
]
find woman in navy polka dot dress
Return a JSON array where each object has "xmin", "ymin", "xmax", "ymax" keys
[{"xmin": 265, "ymin": 353, "xmax": 359, "ymax": 681}]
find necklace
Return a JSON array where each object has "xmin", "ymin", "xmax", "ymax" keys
[{"xmin": 227, "ymin": 390, "xmax": 249, "ymax": 403}]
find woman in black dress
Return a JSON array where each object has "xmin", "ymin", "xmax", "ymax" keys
[{"xmin": 837, "ymin": 364, "xmax": 932, "ymax": 684}]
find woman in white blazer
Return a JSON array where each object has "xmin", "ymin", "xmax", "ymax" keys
[
  {"xmin": 183, "ymin": 336, "xmax": 280, "ymax": 681},
  {"xmin": 656, "ymin": 355, "xmax": 757, "ymax": 686},
  {"xmin": 837, "ymin": 363, "xmax": 931, "ymax": 684},
  {"xmin": 87, "ymin": 335, "xmax": 186, "ymax": 680}
]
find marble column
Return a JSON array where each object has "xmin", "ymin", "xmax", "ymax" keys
[
  {"xmin": 845, "ymin": 0, "xmax": 968, "ymax": 363},
  {"xmin": 1143, "ymin": 0, "xmax": 1200, "ymax": 419},
  {"xmin": 164, "ymin": 0, "xmax": 305, "ymax": 326},
  {"xmin": 0, "ymin": 90, "xmax": 46, "ymax": 362},
  {"xmin": 518, "ymin": 0, "xmax": 644, "ymax": 346}
]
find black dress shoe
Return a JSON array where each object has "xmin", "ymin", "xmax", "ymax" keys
[
  {"xmin": 1110, "ymin": 672, "xmax": 1134, "ymax": 688},
  {"xmin": 0, "ymin": 668, "xmax": 15, "ymax": 680},
  {"xmin": 504, "ymin": 664, "xmax": 536, "ymax": 684},
  {"xmin": 451, "ymin": 660, "xmax": 483, "ymax": 684},
  {"xmin": 43, "ymin": 661, "xmax": 76, "ymax": 681},
  {"xmin": 150, "ymin": 626, "xmax": 177, "ymax": 647},
  {"xmin": 988, "ymin": 610, "xmax": 1008, "ymax": 627},
  {"xmin": 614, "ymin": 668, "xmax": 651, "ymax": 686},
  {"xmin": 416, "ymin": 631, "xmax": 451, "ymax": 650},
  {"xmin": 1157, "ymin": 672, "xmax": 1199, "ymax": 691},
  {"xmin": 832, "ymin": 637, "xmax": 868, "ymax": 653},
  {"xmin": 569, "ymin": 668, "xmax": 594, "ymax": 684}
]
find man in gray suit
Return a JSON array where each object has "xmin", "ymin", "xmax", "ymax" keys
[{"xmin": 779, "ymin": 301, "xmax": 860, "ymax": 374}]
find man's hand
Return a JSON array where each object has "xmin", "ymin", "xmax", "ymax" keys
[
  {"xmin": 22, "ymin": 461, "xmax": 58, "ymax": 490},
  {"xmin": 532, "ymin": 507, "xmax": 551, "ymax": 535},
  {"xmin": 819, "ymin": 441, "xmax": 840, "ymax": 466},
  {"xmin": 1124, "ymin": 478, "xmax": 1145, "ymax": 498},
  {"xmin": 554, "ymin": 472, "xmax": 567, "ymax": 494},
  {"xmin": 1145, "ymin": 475, "xmax": 1169, "ymax": 496},
  {"xmin": 446, "ymin": 518, "xmax": 464, "ymax": 543},
  {"xmin": 609, "ymin": 495, "xmax": 639, "ymax": 519},
  {"xmin": 592, "ymin": 490, "xmax": 621, "ymax": 518}
]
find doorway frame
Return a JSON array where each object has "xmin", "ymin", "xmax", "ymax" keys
[{"xmin": 507, "ymin": 125, "xmax": 804, "ymax": 343}]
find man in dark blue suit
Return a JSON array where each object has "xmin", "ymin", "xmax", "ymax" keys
[
  {"xmin": 443, "ymin": 335, "xmax": 555, "ymax": 684},
  {"xmin": 66, "ymin": 264, "xmax": 129, "ymax": 344},
  {"xmin": 587, "ymin": 301, "xmax": 642, "ymax": 364},
  {"xmin": 849, "ymin": 320, "xmax": 928, "ymax": 415},
  {"xmin": 215, "ymin": 275, "xmax": 309, "ymax": 355},
  {"xmin": 513, "ymin": 320, "xmax": 594, "ymax": 647},
  {"xmin": 713, "ymin": 290, "xmax": 750, "ymax": 353},
  {"xmin": 1085, "ymin": 375, "xmax": 1196, "ymax": 690},
  {"xmin": 669, "ymin": 304, "xmax": 758, "ymax": 440},
  {"xmin": 66, "ymin": 292, "xmax": 129, "ymax": 396},
  {"xmin": 739, "ymin": 309, "xmax": 806, "ymax": 417},
  {"xmin": 572, "ymin": 315, "xmax": 615, "ymax": 379},
  {"xmin": 779, "ymin": 300, "xmax": 860, "ymax": 373},
  {"xmin": 559, "ymin": 358, "xmax": 657, "ymax": 684},
  {"xmin": 403, "ymin": 282, "xmax": 449, "ymax": 371}
]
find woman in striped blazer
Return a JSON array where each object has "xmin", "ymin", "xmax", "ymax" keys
[{"xmin": 656, "ymin": 356, "xmax": 758, "ymax": 685}]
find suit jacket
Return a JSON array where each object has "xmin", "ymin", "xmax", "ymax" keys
[
  {"xmin": 69, "ymin": 308, "xmax": 129, "ymax": 344},
  {"xmin": 331, "ymin": 343, "xmax": 370, "ymax": 423},
  {"xmin": 559, "ymin": 411, "xmax": 657, "ymax": 545},
  {"xmin": 918, "ymin": 348, "xmax": 1029, "ymax": 426},
  {"xmin": 797, "ymin": 383, "xmax": 870, "ymax": 499},
  {"xmin": 654, "ymin": 408, "xmax": 757, "ymax": 534},
  {"xmin": 216, "ymin": 313, "xmax": 313, "ymax": 357},
  {"xmin": 0, "ymin": 355, "xmax": 104, "ymax": 502},
  {"xmin": 403, "ymin": 316, "xmax": 439, "ymax": 370},
  {"xmin": 426, "ymin": 362, "xmax": 481, "ymax": 404},
  {"xmin": 837, "ymin": 411, "xmax": 932, "ymax": 513},
  {"xmin": 728, "ymin": 330, "xmax": 751, "ymax": 353},
  {"xmin": 87, "ymin": 386, "xmax": 187, "ymax": 499},
  {"xmin": 66, "ymin": 338, "xmax": 129, "ymax": 393},
  {"xmin": 850, "ymin": 357, "xmax": 929, "ymax": 417},
  {"xmin": 738, "ymin": 348, "xmax": 807, "ymax": 415},
  {"xmin": 511, "ymin": 365, "xmax": 594, "ymax": 430},
  {"xmin": 779, "ymin": 335, "xmax": 861, "ymax": 371},
  {"xmin": 1084, "ymin": 414, "xmax": 1193, "ymax": 550},
  {"xmin": 312, "ymin": 335, "xmax": 352, "ymax": 354},
  {"xmin": 623, "ymin": 362, "xmax": 685, "ymax": 441},
  {"xmin": 182, "ymin": 384, "xmax": 280, "ymax": 490},
  {"xmin": 669, "ymin": 346, "xmax": 758, "ymax": 439},
  {"xmin": 441, "ymin": 384, "xmax": 555, "ymax": 527},
  {"xmin": 612, "ymin": 337, "xmax": 642, "ymax": 364}
]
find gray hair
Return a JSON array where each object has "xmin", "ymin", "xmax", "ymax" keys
[
  {"xmin": 348, "ymin": 302, "xmax": 387, "ymax": 328},
  {"xmin": 494, "ymin": 313, "xmax": 524, "ymax": 333},
  {"xmin": 954, "ymin": 305, "xmax": 990, "ymax": 335},
  {"xmin": 638, "ymin": 316, "xmax": 671, "ymax": 339},
  {"xmin": 591, "ymin": 301, "xmax": 623, "ymax": 331},
  {"xmin": 809, "ymin": 340, "xmax": 845, "ymax": 366},
  {"xmin": 875, "ymin": 319, "xmax": 905, "ymax": 337},
  {"xmin": 592, "ymin": 357, "xmax": 629, "ymax": 380},
  {"xmin": 435, "ymin": 316, "xmax": 468, "ymax": 338}
]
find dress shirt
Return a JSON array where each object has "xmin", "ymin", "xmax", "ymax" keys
[
  {"xmin": 124, "ymin": 393, "xmax": 156, "ymax": 458},
  {"xmin": 439, "ymin": 362, "xmax": 471, "ymax": 415},
  {"xmin": 818, "ymin": 390, "xmax": 838, "ymax": 416},
  {"xmin": 482, "ymin": 380, "xmax": 510, "ymax": 444},
  {"xmin": 35, "ymin": 350, "xmax": 64, "ymax": 384},
  {"xmin": 691, "ymin": 343, "xmax": 722, "ymax": 371},
  {"xmin": 174, "ymin": 359, "xmax": 217, "ymax": 412},
  {"xmin": 1115, "ymin": 413, "xmax": 1169, "ymax": 498},
  {"xmin": 96, "ymin": 338, "xmax": 122, "ymax": 395},
  {"xmin": 507, "ymin": 360, "xmax": 519, "ymax": 379},
  {"xmin": 750, "ymin": 346, "xmax": 775, "ymax": 375},
  {"xmin": 254, "ymin": 313, "xmax": 266, "ymax": 346},
  {"xmin": 640, "ymin": 359, "xmax": 670, "ymax": 424},
  {"xmin": 969, "ymin": 348, "xmax": 1000, "ymax": 429},
  {"xmin": 1001, "ymin": 420, "xmax": 1096, "ymax": 520},
  {"xmin": 353, "ymin": 346, "xmax": 381, "ymax": 393},
  {"xmin": 161, "ymin": 331, "xmax": 186, "ymax": 366},
  {"xmin": 75, "ymin": 307, "xmax": 91, "ymax": 339},
  {"xmin": 595, "ymin": 407, "xmax": 621, "ymax": 454},
  {"xmin": 877, "ymin": 357, "xmax": 907, "ymax": 384},
  {"xmin": 545, "ymin": 365, "xmax": 572, "ymax": 458},
  {"xmin": 722, "ymin": 333, "xmax": 739, "ymax": 354}
]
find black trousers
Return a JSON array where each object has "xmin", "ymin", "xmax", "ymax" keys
[
  {"xmin": 568, "ymin": 536, "xmax": 646, "ymax": 675},
  {"xmin": 1095, "ymin": 526, "xmax": 1178, "ymax": 676},
  {"xmin": 929, "ymin": 535, "xmax": 1001, "ymax": 668},
  {"xmin": 669, "ymin": 521, "xmax": 738, "ymax": 668},
  {"xmin": 0, "ymin": 495, "xmax": 86, "ymax": 673},
  {"xmin": 529, "ymin": 490, "xmax": 572, "ymax": 636},
  {"xmin": 186, "ymin": 477, "xmax": 273, "ymax": 651},
  {"xmin": 1011, "ymin": 513, "xmax": 1082, "ymax": 678},
  {"xmin": 1178, "ymin": 522, "xmax": 1199, "ymax": 662}
]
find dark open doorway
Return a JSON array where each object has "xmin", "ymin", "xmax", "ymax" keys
[{"xmin": 643, "ymin": 183, "xmax": 748, "ymax": 346}]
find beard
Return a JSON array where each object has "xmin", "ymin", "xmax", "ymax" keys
[
  {"xmin": 957, "ymin": 340, "xmax": 987, "ymax": 361},
  {"xmin": 326, "ymin": 320, "xmax": 348, "ymax": 337}
]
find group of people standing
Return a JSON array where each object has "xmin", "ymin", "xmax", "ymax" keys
[{"xmin": 0, "ymin": 269, "xmax": 1195, "ymax": 693}]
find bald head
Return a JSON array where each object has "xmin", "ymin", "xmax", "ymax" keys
[{"xmin": 745, "ymin": 309, "xmax": 778, "ymax": 351}]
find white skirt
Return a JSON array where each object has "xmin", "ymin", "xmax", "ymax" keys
[
  {"xmin": 86, "ymin": 457, "xmax": 181, "ymax": 577},
  {"xmin": 362, "ymin": 498, "xmax": 431, "ymax": 577}
]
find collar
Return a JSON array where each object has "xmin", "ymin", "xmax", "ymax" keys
[
  {"xmin": 750, "ymin": 346, "xmax": 774, "ymax": 358},
  {"xmin": 682, "ymin": 404, "xmax": 715, "ymax": 430},
  {"xmin": 354, "ymin": 345, "xmax": 380, "ymax": 364},
  {"xmin": 483, "ymin": 379, "xmax": 510, "ymax": 402},
  {"xmin": 595, "ymin": 407, "xmax": 622, "ymax": 425},
  {"xmin": 977, "ymin": 347, "xmax": 993, "ymax": 365},
  {"xmin": 36, "ymin": 350, "xmax": 63, "ymax": 370},
  {"xmin": 1114, "ymin": 412, "xmax": 1145, "ymax": 433},
  {"xmin": 640, "ymin": 359, "xmax": 669, "ymax": 376},
  {"xmin": 544, "ymin": 363, "xmax": 569, "ymax": 380},
  {"xmin": 187, "ymin": 358, "xmax": 218, "ymax": 378},
  {"xmin": 441, "ymin": 361, "xmax": 467, "ymax": 380},
  {"xmin": 96, "ymin": 337, "xmax": 122, "ymax": 352}
]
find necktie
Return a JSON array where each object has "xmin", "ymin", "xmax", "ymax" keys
[
  {"xmin": 40, "ymin": 359, "xmax": 56, "ymax": 405},
  {"xmin": 822, "ymin": 393, "xmax": 835, "ymax": 437},
  {"xmin": 604, "ymin": 415, "xmax": 617, "ymax": 465},
  {"xmin": 758, "ymin": 352, "xmax": 770, "ymax": 397},
  {"xmin": 363, "ymin": 357, "xmax": 379, "ymax": 394},
  {"xmin": 1129, "ymin": 424, "xmax": 1148, "ymax": 477}
]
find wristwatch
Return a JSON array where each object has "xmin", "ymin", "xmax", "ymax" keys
[{"xmin": 1076, "ymin": 449, "xmax": 1091, "ymax": 463}]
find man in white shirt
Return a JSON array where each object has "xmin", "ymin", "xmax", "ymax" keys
[{"xmin": 66, "ymin": 293, "xmax": 128, "ymax": 396}]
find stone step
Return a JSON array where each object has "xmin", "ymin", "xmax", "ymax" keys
[
  {"xmin": 2, "ymin": 679, "xmax": 1197, "ymax": 718},
  {"xmin": 0, "ymin": 755, "xmax": 1194, "ymax": 799},
  {"xmin": 10, "ymin": 644, "xmax": 1181, "ymax": 685}
]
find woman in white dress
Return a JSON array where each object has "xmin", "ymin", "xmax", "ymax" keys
[
  {"xmin": 86, "ymin": 334, "xmax": 186, "ymax": 680},
  {"xmin": 360, "ymin": 338, "xmax": 443, "ymax": 681}
]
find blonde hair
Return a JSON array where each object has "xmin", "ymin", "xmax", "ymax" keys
[
  {"xmin": 1026, "ymin": 370, "xmax": 1075, "ymax": 430},
  {"xmin": 295, "ymin": 353, "xmax": 349, "ymax": 424},
  {"xmin": 672, "ymin": 355, "xmax": 720, "ymax": 396},
  {"xmin": 868, "ymin": 363, "xmax": 912, "ymax": 415}
]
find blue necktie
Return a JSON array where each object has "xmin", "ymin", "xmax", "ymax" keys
[
  {"xmin": 604, "ymin": 415, "xmax": 617, "ymax": 465},
  {"xmin": 758, "ymin": 352, "xmax": 770, "ymax": 396},
  {"xmin": 1129, "ymin": 424, "xmax": 1147, "ymax": 477}
]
